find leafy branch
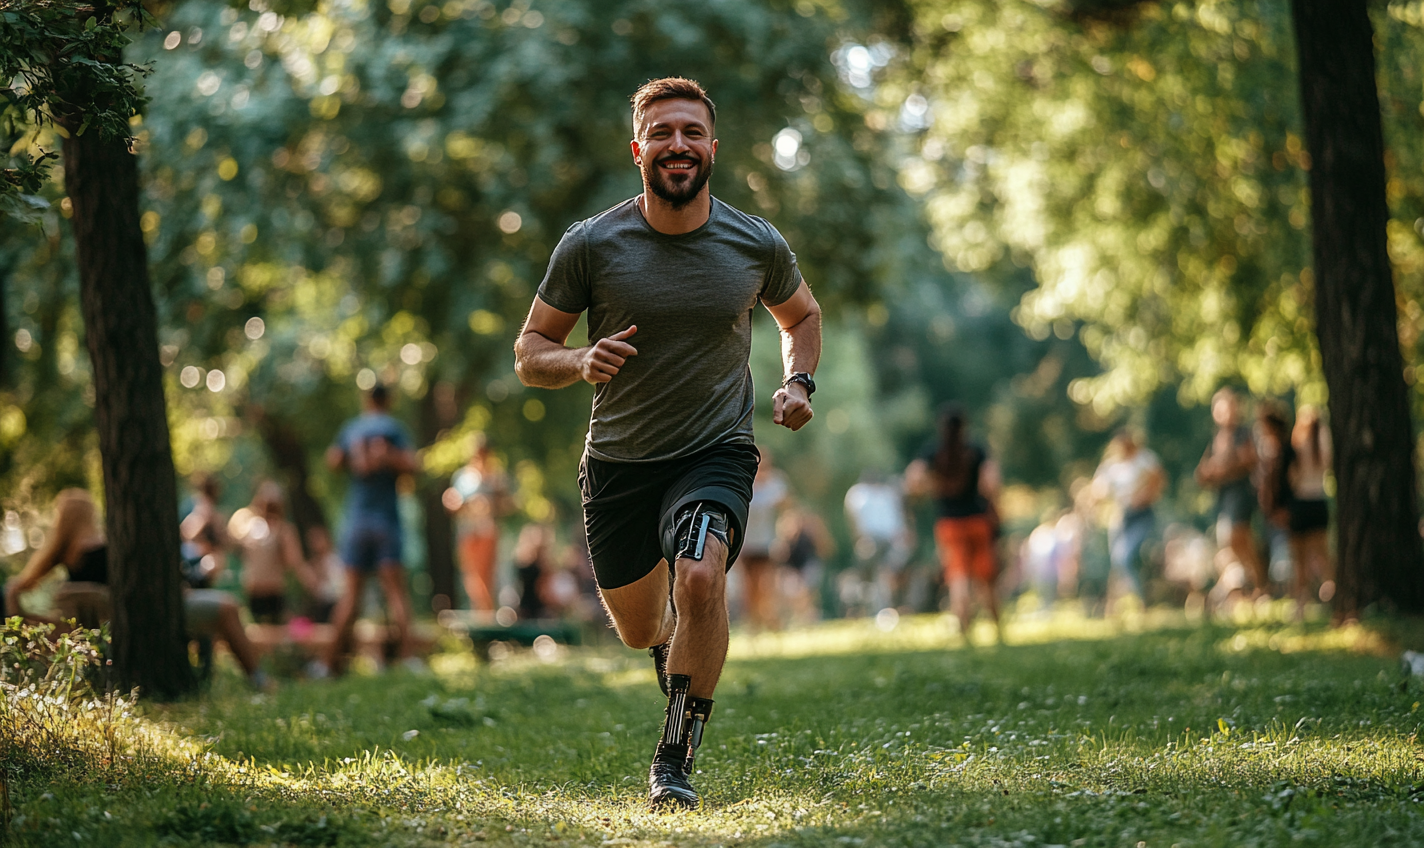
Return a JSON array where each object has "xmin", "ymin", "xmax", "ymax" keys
[{"xmin": 0, "ymin": 0, "xmax": 155, "ymax": 221}]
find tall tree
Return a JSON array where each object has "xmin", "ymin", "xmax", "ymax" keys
[
  {"xmin": 64, "ymin": 128, "xmax": 191, "ymax": 695},
  {"xmin": 898, "ymin": 0, "xmax": 1424, "ymax": 611},
  {"xmin": 3, "ymin": 0, "xmax": 192, "ymax": 695},
  {"xmin": 1291, "ymin": 0, "xmax": 1424, "ymax": 615}
]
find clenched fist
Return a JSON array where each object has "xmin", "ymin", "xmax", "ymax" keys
[
  {"xmin": 772, "ymin": 381, "xmax": 813, "ymax": 431},
  {"xmin": 581, "ymin": 325, "xmax": 638, "ymax": 384}
]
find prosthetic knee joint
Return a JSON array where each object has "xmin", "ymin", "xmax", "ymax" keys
[
  {"xmin": 673, "ymin": 502, "xmax": 731, "ymax": 563},
  {"xmin": 658, "ymin": 673, "xmax": 715, "ymax": 775}
]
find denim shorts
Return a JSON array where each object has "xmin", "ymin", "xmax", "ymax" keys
[{"xmin": 339, "ymin": 513, "xmax": 404, "ymax": 572}]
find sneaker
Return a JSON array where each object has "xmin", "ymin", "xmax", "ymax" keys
[
  {"xmin": 649, "ymin": 745, "xmax": 699, "ymax": 810},
  {"xmin": 649, "ymin": 641, "xmax": 671, "ymax": 696}
]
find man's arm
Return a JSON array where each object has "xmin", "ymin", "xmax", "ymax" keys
[
  {"xmin": 764, "ymin": 280, "xmax": 821, "ymax": 431},
  {"xmin": 513, "ymin": 297, "xmax": 638, "ymax": 389}
]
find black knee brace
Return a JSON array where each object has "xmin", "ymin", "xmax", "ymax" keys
[{"xmin": 673, "ymin": 501, "xmax": 731, "ymax": 562}]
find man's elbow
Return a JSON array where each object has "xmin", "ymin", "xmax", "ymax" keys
[{"xmin": 513, "ymin": 341, "xmax": 536, "ymax": 387}]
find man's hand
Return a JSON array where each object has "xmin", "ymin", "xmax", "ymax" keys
[
  {"xmin": 772, "ymin": 381, "xmax": 813, "ymax": 431},
  {"xmin": 580, "ymin": 325, "xmax": 638, "ymax": 384}
]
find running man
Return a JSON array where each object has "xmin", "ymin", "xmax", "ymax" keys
[{"xmin": 513, "ymin": 77, "xmax": 821, "ymax": 810}]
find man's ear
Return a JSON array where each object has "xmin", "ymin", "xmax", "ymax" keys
[{"xmin": 630, "ymin": 138, "xmax": 643, "ymax": 166}]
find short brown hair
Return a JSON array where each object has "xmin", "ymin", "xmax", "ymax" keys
[{"xmin": 630, "ymin": 77, "xmax": 717, "ymax": 139}]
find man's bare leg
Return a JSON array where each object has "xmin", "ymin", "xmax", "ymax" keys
[
  {"xmin": 377, "ymin": 562, "xmax": 414, "ymax": 659},
  {"xmin": 667, "ymin": 536, "xmax": 729, "ymax": 699},
  {"xmin": 324, "ymin": 569, "xmax": 368, "ymax": 672},
  {"xmin": 599, "ymin": 559, "xmax": 677, "ymax": 650},
  {"xmin": 597, "ymin": 540, "xmax": 730, "ymax": 699}
]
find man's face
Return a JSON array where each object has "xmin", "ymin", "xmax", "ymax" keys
[{"xmin": 631, "ymin": 98, "xmax": 717, "ymax": 209}]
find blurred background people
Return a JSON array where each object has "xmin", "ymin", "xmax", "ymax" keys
[
  {"xmin": 318, "ymin": 384, "xmax": 420, "ymax": 676},
  {"xmin": 1092, "ymin": 429, "xmax": 1166, "ymax": 603},
  {"xmin": 1289, "ymin": 405, "xmax": 1334, "ymax": 607},
  {"xmin": 1261, "ymin": 404, "xmax": 1334, "ymax": 614},
  {"xmin": 771, "ymin": 500, "xmax": 834, "ymax": 627},
  {"xmin": 739, "ymin": 453, "xmax": 790, "ymax": 631},
  {"xmin": 444, "ymin": 433, "xmax": 511, "ymax": 613},
  {"xmin": 512, "ymin": 523, "xmax": 554, "ymax": 621},
  {"xmin": 5, "ymin": 489, "xmax": 268, "ymax": 686},
  {"xmin": 304, "ymin": 525, "xmax": 345, "ymax": 623},
  {"xmin": 6, "ymin": 489, "xmax": 108, "ymax": 627},
  {"xmin": 1256, "ymin": 404, "xmax": 1295, "ymax": 587},
  {"xmin": 228, "ymin": 480, "xmax": 316, "ymax": 624},
  {"xmin": 179, "ymin": 473, "xmax": 230, "ymax": 589},
  {"xmin": 1196, "ymin": 388, "xmax": 1268, "ymax": 597},
  {"xmin": 843, "ymin": 469, "xmax": 912, "ymax": 616},
  {"xmin": 906, "ymin": 404, "xmax": 1001, "ymax": 642}
]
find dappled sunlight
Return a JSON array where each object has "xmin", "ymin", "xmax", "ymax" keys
[{"xmin": 101, "ymin": 613, "xmax": 1419, "ymax": 845}]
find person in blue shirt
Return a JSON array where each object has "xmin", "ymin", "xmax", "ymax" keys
[{"xmin": 315, "ymin": 384, "xmax": 421, "ymax": 676}]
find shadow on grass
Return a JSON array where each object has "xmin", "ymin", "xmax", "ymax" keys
[{"xmin": 29, "ymin": 613, "xmax": 1421, "ymax": 846}]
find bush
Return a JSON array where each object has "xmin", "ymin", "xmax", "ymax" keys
[{"xmin": 0, "ymin": 618, "xmax": 139, "ymax": 792}]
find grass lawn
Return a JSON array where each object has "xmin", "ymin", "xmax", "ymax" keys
[{"xmin": 7, "ymin": 608, "xmax": 1424, "ymax": 847}]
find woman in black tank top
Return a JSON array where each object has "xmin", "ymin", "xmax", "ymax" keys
[
  {"xmin": 905, "ymin": 405, "xmax": 1003, "ymax": 643},
  {"xmin": 5, "ymin": 489, "xmax": 108, "ymax": 624}
]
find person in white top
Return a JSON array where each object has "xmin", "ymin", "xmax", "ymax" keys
[
  {"xmin": 228, "ymin": 481, "xmax": 318, "ymax": 624},
  {"xmin": 1092, "ymin": 429, "xmax": 1166, "ymax": 600},
  {"xmin": 739, "ymin": 454, "xmax": 791, "ymax": 630},
  {"xmin": 844, "ymin": 470, "xmax": 913, "ymax": 615}
]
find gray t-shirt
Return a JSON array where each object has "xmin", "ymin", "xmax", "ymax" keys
[{"xmin": 537, "ymin": 197, "xmax": 803, "ymax": 463}]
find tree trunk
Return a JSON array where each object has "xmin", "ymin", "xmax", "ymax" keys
[
  {"xmin": 1291, "ymin": 0, "xmax": 1424, "ymax": 615},
  {"xmin": 0, "ymin": 262, "xmax": 9, "ymax": 389},
  {"xmin": 252, "ymin": 407, "xmax": 328, "ymax": 550},
  {"xmin": 64, "ymin": 130, "xmax": 193, "ymax": 697}
]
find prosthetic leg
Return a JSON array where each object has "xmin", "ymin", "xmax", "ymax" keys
[
  {"xmin": 649, "ymin": 673, "xmax": 715, "ymax": 810},
  {"xmin": 650, "ymin": 502, "xmax": 732, "ymax": 696}
]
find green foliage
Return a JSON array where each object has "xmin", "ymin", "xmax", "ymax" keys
[
  {"xmin": 118, "ymin": 0, "xmax": 927, "ymax": 523},
  {"xmin": 0, "ymin": 0, "xmax": 154, "ymax": 222},
  {"xmin": 6, "ymin": 612, "xmax": 1424, "ymax": 845},
  {"xmin": 892, "ymin": 0, "xmax": 1330, "ymax": 412},
  {"xmin": 0, "ymin": 619, "xmax": 128, "ymax": 781}
]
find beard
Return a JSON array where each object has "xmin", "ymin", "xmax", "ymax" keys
[{"xmin": 643, "ymin": 152, "xmax": 713, "ymax": 209}]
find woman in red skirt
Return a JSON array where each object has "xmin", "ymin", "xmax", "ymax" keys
[{"xmin": 906, "ymin": 405, "xmax": 1002, "ymax": 642}]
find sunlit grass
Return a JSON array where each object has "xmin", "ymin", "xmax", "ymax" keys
[{"xmin": 6, "ymin": 608, "xmax": 1424, "ymax": 846}]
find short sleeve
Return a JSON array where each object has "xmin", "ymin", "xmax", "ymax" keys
[
  {"xmin": 536, "ymin": 221, "xmax": 591, "ymax": 314},
  {"xmin": 332, "ymin": 421, "xmax": 352, "ymax": 453},
  {"xmin": 759, "ymin": 224, "xmax": 803, "ymax": 307},
  {"xmin": 389, "ymin": 420, "xmax": 413, "ymax": 450}
]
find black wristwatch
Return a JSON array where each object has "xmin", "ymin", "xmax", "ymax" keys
[{"xmin": 782, "ymin": 372, "xmax": 816, "ymax": 396}]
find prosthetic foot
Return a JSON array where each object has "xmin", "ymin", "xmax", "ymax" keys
[{"xmin": 649, "ymin": 674, "xmax": 714, "ymax": 811}]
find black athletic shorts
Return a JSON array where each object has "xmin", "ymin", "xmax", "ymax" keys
[
  {"xmin": 1288, "ymin": 497, "xmax": 1329, "ymax": 534},
  {"xmin": 578, "ymin": 442, "xmax": 760, "ymax": 590},
  {"xmin": 248, "ymin": 592, "xmax": 286, "ymax": 624}
]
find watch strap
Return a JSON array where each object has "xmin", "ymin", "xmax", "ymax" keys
[{"xmin": 783, "ymin": 372, "xmax": 816, "ymax": 395}]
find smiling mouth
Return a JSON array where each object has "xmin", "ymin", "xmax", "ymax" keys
[{"xmin": 659, "ymin": 158, "xmax": 697, "ymax": 172}]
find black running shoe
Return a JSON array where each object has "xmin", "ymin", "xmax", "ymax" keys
[
  {"xmin": 649, "ymin": 745, "xmax": 699, "ymax": 810},
  {"xmin": 649, "ymin": 641, "xmax": 670, "ymax": 696}
]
